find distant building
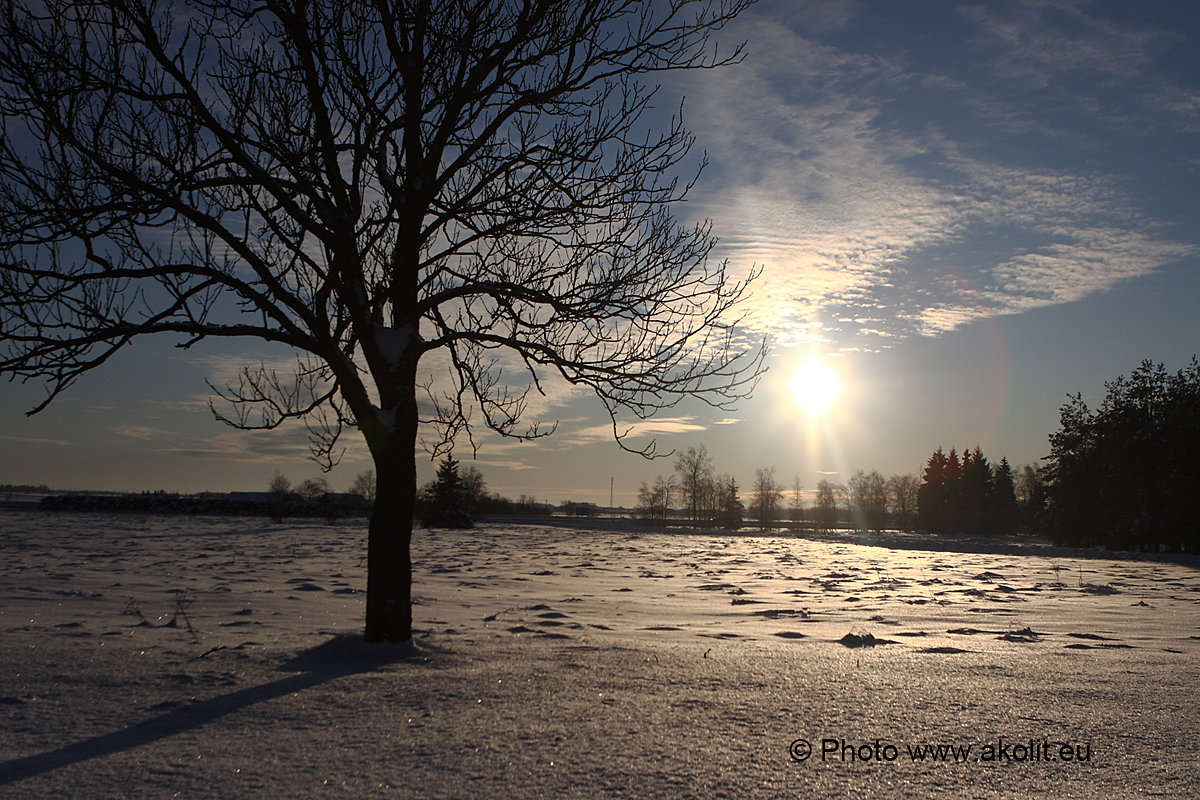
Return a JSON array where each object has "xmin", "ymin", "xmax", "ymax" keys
[{"xmin": 227, "ymin": 491, "xmax": 275, "ymax": 503}]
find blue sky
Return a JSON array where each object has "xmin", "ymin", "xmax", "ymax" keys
[{"xmin": 3, "ymin": 0, "xmax": 1199, "ymax": 504}]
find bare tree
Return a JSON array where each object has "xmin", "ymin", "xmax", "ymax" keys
[
  {"xmin": 636, "ymin": 474, "xmax": 676, "ymax": 523},
  {"xmin": 0, "ymin": 0, "xmax": 763, "ymax": 642},
  {"xmin": 295, "ymin": 477, "xmax": 331, "ymax": 500},
  {"xmin": 848, "ymin": 469, "xmax": 887, "ymax": 532},
  {"xmin": 847, "ymin": 470, "xmax": 867, "ymax": 531},
  {"xmin": 813, "ymin": 479, "xmax": 839, "ymax": 532},
  {"xmin": 674, "ymin": 444, "xmax": 714, "ymax": 527},
  {"xmin": 886, "ymin": 472, "xmax": 920, "ymax": 532},
  {"xmin": 751, "ymin": 466, "xmax": 781, "ymax": 529},
  {"xmin": 350, "ymin": 470, "xmax": 376, "ymax": 504},
  {"xmin": 268, "ymin": 471, "xmax": 293, "ymax": 498}
]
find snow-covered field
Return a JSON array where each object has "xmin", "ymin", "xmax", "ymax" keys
[{"xmin": 2, "ymin": 509, "xmax": 1198, "ymax": 798}]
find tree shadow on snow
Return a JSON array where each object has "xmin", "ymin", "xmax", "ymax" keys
[{"xmin": 0, "ymin": 633, "xmax": 423, "ymax": 787}]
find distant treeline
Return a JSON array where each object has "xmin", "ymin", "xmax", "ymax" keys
[
  {"xmin": 909, "ymin": 357, "xmax": 1200, "ymax": 553},
  {"xmin": 630, "ymin": 358, "xmax": 1200, "ymax": 554},
  {"xmin": 38, "ymin": 491, "xmax": 369, "ymax": 518},
  {"xmin": 415, "ymin": 456, "xmax": 552, "ymax": 528},
  {"xmin": 635, "ymin": 447, "xmax": 928, "ymax": 533},
  {"xmin": 634, "ymin": 445, "xmax": 1038, "ymax": 537},
  {"xmin": 636, "ymin": 446, "xmax": 747, "ymax": 528},
  {"xmin": 273, "ymin": 464, "xmax": 554, "ymax": 525},
  {"xmin": 20, "ymin": 360, "xmax": 1197, "ymax": 553},
  {"xmin": 917, "ymin": 447, "xmax": 1023, "ymax": 537},
  {"xmin": 1, "ymin": 483, "xmax": 53, "ymax": 495}
]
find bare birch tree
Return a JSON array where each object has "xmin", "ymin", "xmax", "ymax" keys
[
  {"xmin": 0, "ymin": 0, "xmax": 764, "ymax": 642},
  {"xmin": 751, "ymin": 465, "xmax": 780, "ymax": 529},
  {"xmin": 674, "ymin": 444, "xmax": 713, "ymax": 527},
  {"xmin": 886, "ymin": 472, "xmax": 920, "ymax": 532}
]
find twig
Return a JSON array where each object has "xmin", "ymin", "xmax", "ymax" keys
[
  {"xmin": 172, "ymin": 591, "xmax": 201, "ymax": 644},
  {"xmin": 196, "ymin": 644, "xmax": 227, "ymax": 659}
]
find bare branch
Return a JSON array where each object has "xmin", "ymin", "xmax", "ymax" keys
[
  {"xmin": 1, "ymin": 0, "xmax": 766, "ymax": 643},
  {"xmin": 2, "ymin": 0, "xmax": 764, "ymax": 462}
]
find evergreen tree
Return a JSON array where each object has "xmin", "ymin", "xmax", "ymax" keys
[
  {"xmin": 423, "ymin": 457, "xmax": 474, "ymax": 529},
  {"xmin": 1045, "ymin": 358, "xmax": 1200, "ymax": 551},
  {"xmin": 1043, "ymin": 393, "xmax": 1100, "ymax": 546},
  {"xmin": 716, "ymin": 475, "xmax": 744, "ymax": 530},
  {"xmin": 946, "ymin": 448, "xmax": 962, "ymax": 482},
  {"xmin": 989, "ymin": 458, "xmax": 1019, "ymax": 536},
  {"xmin": 918, "ymin": 447, "xmax": 950, "ymax": 533},
  {"xmin": 919, "ymin": 445, "xmax": 1017, "ymax": 536},
  {"xmin": 1015, "ymin": 464, "xmax": 1047, "ymax": 533},
  {"xmin": 959, "ymin": 447, "xmax": 991, "ymax": 535}
]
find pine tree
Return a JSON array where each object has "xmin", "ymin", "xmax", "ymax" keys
[
  {"xmin": 959, "ymin": 447, "xmax": 991, "ymax": 535},
  {"xmin": 989, "ymin": 458, "xmax": 1019, "ymax": 536},
  {"xmin": 1045, "ymin": 358, "xmax": 1200, "ymax": 551},
  {"xmin": 1015, "ymin": 464, "xmax": 1047, "ymax": 533},
  {"xmin": 716, "ymin": 475, "xmax": 744, "ymax": 530},
  {"xmin": 423, "ymin": 457, "xmax": 473, "ymax": 529},
  {"xmin": 918, "ymin": 447, "xmax": 950, "ymax": 533}
]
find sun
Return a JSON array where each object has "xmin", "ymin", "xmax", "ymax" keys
[{"xmin": 790, "ymin": 357, "xmax": 841, "ymax": 416}]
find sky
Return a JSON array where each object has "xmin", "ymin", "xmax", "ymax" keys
[{"xmin": 2, "ymin": 0, "xmax": 1199, "ymax": 505}]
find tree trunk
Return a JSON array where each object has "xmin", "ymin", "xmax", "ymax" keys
[{"xmin": 364, "ymin": 392, "xmax": 419, "ymax": 643}]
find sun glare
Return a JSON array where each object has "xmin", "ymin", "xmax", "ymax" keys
[{"xmin": 791, "ymin": 357, "xmax": 841, "ymax": 416}]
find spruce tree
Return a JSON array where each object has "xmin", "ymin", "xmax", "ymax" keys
[
  {"xmin": 424, "ymin": 457, "xmax": 473, "ymax": 529},
  {"xmin": 990, "ymin": 458, "xmax": 1019, "ymax": 536}
]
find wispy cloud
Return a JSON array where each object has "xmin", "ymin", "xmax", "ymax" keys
[
  {"xmin": 680, "ymin": 4, "xmax": 1196, "ymax": 347},
  {"xmin": 0, "ymin": 433, "xmax": 72, "ymax": 446},
  {"xmin": 190, "ymin": 351, "xmax": 323, "ymax": 390},
  {"xmin": 450, "ymin": 438, "xmax": 541, "ymax": 471},
  {"xmin": 114, "ymin": 424, "xmax": 175, "ymax": 440},
  {"xmin": 568, "ymin": 416, "xmax": 708, "ymax": 446},
  {"xmin": 957, "ymin": 2, "xmax": 1199, "ymax": 137},
  {"xmin": 473, "ymin": 458, "xmax": 540, "ymax": 472},
  {"xmin": 154, "ymin": 423, "xmax": 368, "ymax": 465},
  {"xmin": 958, "ymin": 1, "xmax": 1157, "ymax": 87},
  {"xmin": 138, "ymin": 396, "xmax": 214, "ymax": 413}
]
